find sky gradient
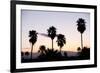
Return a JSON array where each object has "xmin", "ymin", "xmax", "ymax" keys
[{"xmin": 21, "ymin": 10, "xmax": 90, "ymax": 53}]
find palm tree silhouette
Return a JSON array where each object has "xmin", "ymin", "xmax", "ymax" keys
[
  {"xmin": 47, "ymin": 26, "xmax": 56, "ymax": 50},
  {"xmin": 56, "ymin": 34, "xmax": 66, "ymax": 53},
  {"xmin": 79, "ymin": 47, "xmax": 90, "ymax": 59},
  {"xmin": 76, "ymin": 18, "xmax": 86, "ymax": 49},
  {"xmin": 25, "ymin": 51, "xmax": 29, "ymax": 56},
  {"xmin": 77, "ymin": 47, "xmax": 81, "ymax": 56},
  {"xmin": 77, "ymin": 47, "xmax": 81, "ymax": 52},
  {"xmin": 44, "ymin": 48, "xmax": 60, "ymax": 60},
  {"xmin": 29, "ymin": 30, "xmax": 37, "ymax": 59},
  {"xmin": 21, "ymin": 51, "xmax": 24, "ymax": 56},
  {"xmin": 38, "ymin": 45, "xmax": 46, "ymax": 55}
]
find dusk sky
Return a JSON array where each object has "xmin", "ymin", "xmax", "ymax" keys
[{"xmin": 21, "ymin": 10, "xmax": 90, "ymax": 53}]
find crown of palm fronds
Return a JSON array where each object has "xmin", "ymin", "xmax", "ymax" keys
[
  {"xmin": 29, "ymin": 30, "xmax": 37, "ymax": 44},
  {"xmin": 56, "ymin": 34, "xmax": 66, "ymax": 48},
  {"xmin": 77, "ymin": 18, "xmax": 86, "ymax": 34},
  {"xmin": 47, "ymin": 26, "xmax": 56, "ymax": 39}
]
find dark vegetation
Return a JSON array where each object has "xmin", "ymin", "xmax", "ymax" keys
[
  {"xmin": 21, "ymin": 47, "xmax": 90, "ymax": 63},
  {"xmin": 21, "ymin": 18, "xmax": 90, "ymax": 63}
]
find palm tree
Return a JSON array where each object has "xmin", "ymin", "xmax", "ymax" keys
[
  {"xmin": 21, "ymin": 51, "xmax": 24, "ymax": 56},
  {"xmin": 76, "ymin": 18, "xmax": 86, "ymax": 49},
  {"xmin": 56, "ymin": 34, "xmax": 66, "ymax": 53},
  {"xmin": 25, "ymin": 51, "xmax": 29, "ymax": 56},
  {"xmin": 47, "ymin": 26, "xmax": 56, "ymax": 50},
  {"xmin": 29, "ymin": 30, "xmax": 37, "ymax": 59},
  {"xmin": 77, "ymin": 47, "xmax": 81, "ymax": 56},
  {"xmin": 21, "ymin": 51, "xmax": 24, "ymax": 59},
  {"xmin": 38, "ymin": 45, "xmax": 46, "ymax": 55},
  {"xmin": 44, "ymin": 48, "xmax": 60, "ymax": 60},
  {"xmin": 79, "ymin": 47, "xmax": 90, "ymax": 59},
  {"xmin": 77, "ymin": 47, "xmax": 81, "ymax": 52}
]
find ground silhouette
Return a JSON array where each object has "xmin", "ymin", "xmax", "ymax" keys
[{"xmin": 21, "ymin": 46, "xmax": 90, "ymax": 63}]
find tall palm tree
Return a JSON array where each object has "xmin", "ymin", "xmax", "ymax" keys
[
  {"xmin": 29, "ymin": 30, "xmax": 37, "ymax": 59},
  {"xmin": 56, "ymin": 34, "xmax": 66, "ymax": 52},
  {"xmin": 47, "ymin": 26, "xmax": 56, "ymax": 50},
  {"xmin": 76, "ymin": 18, "xmax": 86, "ymax": 49}
]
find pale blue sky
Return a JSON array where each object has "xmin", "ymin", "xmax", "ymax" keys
[{"xmin": 21, "ymin": 10, "xmax": 90, "ymax": 52}]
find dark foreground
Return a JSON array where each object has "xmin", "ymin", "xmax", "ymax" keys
[{"xmin": 21, "ymin": 47, "xmax": 90, "ymax": 63}]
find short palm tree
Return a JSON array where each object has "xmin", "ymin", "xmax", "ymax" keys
[
  {"xmin": 47, "ymin": 26, "xmax": 56, "ymax": 50},
  {"xmin": 76, "ymin": 18, "xmax": 86, "ymax": 49},
  {"xmin": 77, "ymin": 47, "xmax": 81, "ymax": 56},
  {"xmin": 77, "ymin": 47, "xmax": 81, "ymax": 52},
  {"xmin": 29, "ymin": 30, "xmax": 37, "ymax": 59},
  {"xmin": 38, "ymin": 45, "xmax": 46, "ymax": 55},
  {"xmin": 56, "ymin": 34, "xmax": 66, "ymax": 53},
  {"xmin": 25, "ymin": 51, "xmax": 29, "ymax": 56},
  {"xmin": 21, "ymin": 51, "xmax": 24, "ymax": 56},
  {"xmin": 44, "ymin": 48, "xmax": 60, "ymax": 60}
]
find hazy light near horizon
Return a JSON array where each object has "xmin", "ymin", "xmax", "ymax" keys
[{"xmin": 21, "ymin": 10, "xmax": 90, "ymax": 53}]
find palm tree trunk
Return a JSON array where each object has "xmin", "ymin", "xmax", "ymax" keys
[
  {"xmin": 31, "ymin": 44, "xmax": 33, "ymax": 60},
  {"xmin": 81, "ymin": 33, "xmax": 83, "ymax": 49},
  {"xmin": 60, "ymin": 48, "xmax": 61, "ymax": 53},
  {"xmin": 52, "ymin": 39, "xmax": 53, "ymax": 50}
]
